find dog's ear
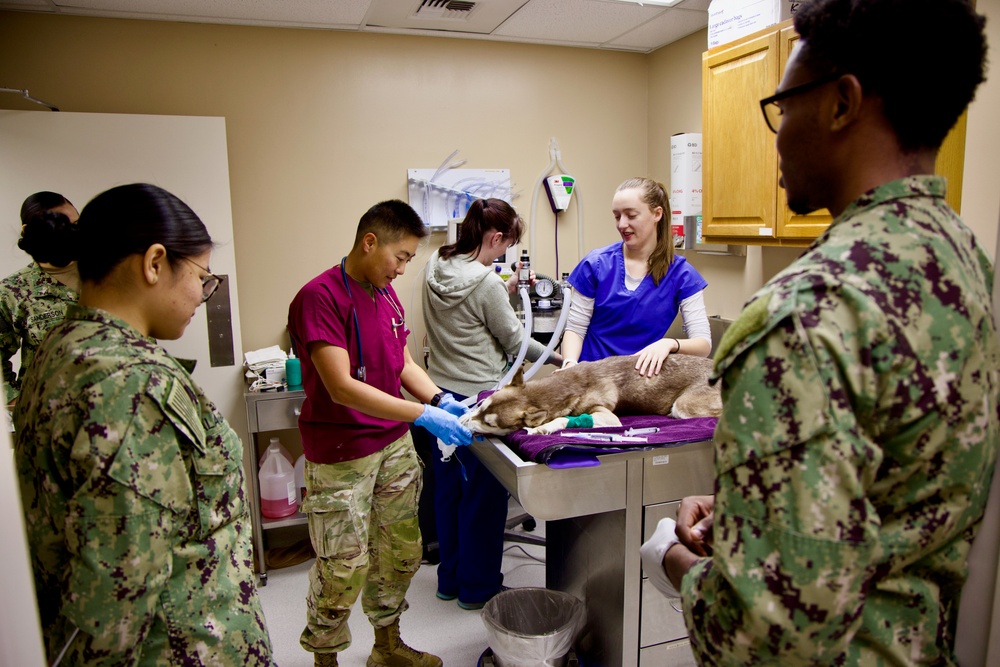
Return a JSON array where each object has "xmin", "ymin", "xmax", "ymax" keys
[
  {"xmin": 510, "ymin": 366, "xmax": 525, "ymax": 387},
  {"xmin": 524, "ymin": 408, "xmax": 548, "ymax": 427}
]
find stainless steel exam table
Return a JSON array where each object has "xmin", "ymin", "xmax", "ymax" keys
[{"xmin": 471, "ymin": 436, "xmax": 715, "ymax": 667}]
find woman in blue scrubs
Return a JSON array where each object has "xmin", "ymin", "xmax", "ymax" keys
[{"xmin": 561, "ymin": 177, "xmax": 711, "ymax": 374}]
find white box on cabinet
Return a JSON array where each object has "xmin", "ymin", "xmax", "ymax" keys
[{"xmin": 707, "ymin": 0, "xmax": 799, "ymax": 48}]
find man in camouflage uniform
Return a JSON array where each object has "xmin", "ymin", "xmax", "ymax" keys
[
  {"xmin": 288, "ymin": 200, "xmax": 471, "ymax": 667},
  {"xmin": 15, "ymin": 304, "xmax": 274, "ymax": 665},
  {"xmin": 647, "ymin": 1, "xmax": 999, "ymax": 664}
]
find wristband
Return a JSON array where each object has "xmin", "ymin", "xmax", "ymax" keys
[
  {"xmin": 670, "ymin": 338, "xmax": 681, "ymax": 353},
  {"xmin": 430, "ymin": 391, "xmax": 447, "ymax": 407}
]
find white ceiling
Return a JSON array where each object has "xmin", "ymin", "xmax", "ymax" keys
[{"xmin": 0, "ymin": 0, "xmax": 712, "ymax": 53}]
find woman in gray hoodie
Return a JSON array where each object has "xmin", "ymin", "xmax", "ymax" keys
[{"xmin": 415, "ymin": 198, "xmax": 561, "ymax": 609}]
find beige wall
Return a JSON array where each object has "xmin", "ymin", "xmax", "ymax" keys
[
  {"xmin": 2, "ymin": 5, "xmax": 998, "ymax": 345},
  {"xmin": 962, "ymin": 0, "xmax": 1000, "ymax": 257},
  {"xmin": 0, "ymin": 11, "xmax": 648, "ymax": 354}
]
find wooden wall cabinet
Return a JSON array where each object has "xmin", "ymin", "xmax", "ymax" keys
[{"xmin": 701, "ymin": 20, "xmax": 967, "ymax": 247}]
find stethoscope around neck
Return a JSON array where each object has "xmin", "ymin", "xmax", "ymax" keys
[{"xmin": 340, "ymin": 257, "xmax": 404, "ymax": 383}]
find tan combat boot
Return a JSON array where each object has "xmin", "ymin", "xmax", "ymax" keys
[
  {"xmin": 314, "ymin": 652, "xmax": 338, "ymax": 667},
  {"xmin": 367, "ymin": 620, "xmax": 443, "ymax": 667}
]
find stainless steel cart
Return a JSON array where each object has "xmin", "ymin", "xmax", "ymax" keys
[{"xmin": 471, "ymin": 436, "xmax": 714, "ymax": 667}]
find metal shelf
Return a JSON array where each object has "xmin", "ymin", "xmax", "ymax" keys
[
  {"xmin": 261, "ymin": 512, "xmax": 308, "ymax": 530},
  {"xmin": 243, "ymin": 390, "xmax": 307, "ymax": 585}
]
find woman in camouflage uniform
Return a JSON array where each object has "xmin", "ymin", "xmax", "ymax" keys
[
  {"xmin": 14, "ymin": 183, "xmax": 274, "ymax": 666},
  {"xmin": 0, "ymin": 191, "xmax": 80, "ymax": 403}
]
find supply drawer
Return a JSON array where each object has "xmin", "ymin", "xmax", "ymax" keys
[
  {"xmin": 642, "ymin": 440, "xmax": 714, "ymax": 505},
  {"xmin": 643, "ymin": 500, "xmax": 680, "ymax": 540},
  {"xmin": 640, "ymin": 578, "xmax": 687, "ymax": 646},
  {"xmin": 255, "ymin": 395, "xmax": 304, "ymax": 432},
  {"xmin": 640, "ymin": 500, "xmax": 686, "ymax": 647}
]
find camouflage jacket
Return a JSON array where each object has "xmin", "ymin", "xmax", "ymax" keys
[
  {"xmin": 14, "ymin": 305, "xmax": 274, "ymax": 666},
  {"xmin": 0, "ymin": 262, "xmax": 78, "ymax": 401},
  {"xmin": 683, "ymin": 176, "xmax": 1000, "ymax": 666}
]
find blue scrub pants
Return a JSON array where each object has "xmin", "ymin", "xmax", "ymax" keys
[{"xmin": 428, "ymin": 389, "xmax": 510, "ymax": 605}]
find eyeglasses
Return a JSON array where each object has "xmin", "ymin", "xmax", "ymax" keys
[
  {"xmin": 759, "ymin": 72, "xmax": 842, "ymax": 133},
  {"xmin": 180, "ymin": 256, "xmax": 223, "ymax": 303}
]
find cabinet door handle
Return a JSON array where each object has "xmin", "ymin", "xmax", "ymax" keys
[{"xmin": 293, "ymin": 406, "xmax": 302, "ymax": 417}]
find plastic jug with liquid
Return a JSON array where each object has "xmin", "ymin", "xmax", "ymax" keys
[
  {"xmin": 259, "ymin": 443, "xmax": 298, "ymax": 519},
  {"xmin": 259, "ymin": 436, "xmax": 293, "ymax": 468}
]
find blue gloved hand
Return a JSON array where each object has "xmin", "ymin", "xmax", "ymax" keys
[
  {"xmin": 415, "ymin": 404, "xmax": 473, "ymax": 446},
  {"xmin": 437, "ymin": 393, "xmax": 468, "ymax": 417}
]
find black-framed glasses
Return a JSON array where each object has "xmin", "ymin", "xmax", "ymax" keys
[
  {"xmin": 759, "ymin": 72, "xmax": 842, "ymax": 133},
  {"xmin": 180, "ymin": 256, "xmax": 223, "ymax": 303}
]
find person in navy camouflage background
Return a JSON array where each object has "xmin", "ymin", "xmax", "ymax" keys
[{"xmin": 642, "ymin": 1, "xmax": 999, "ymax": 664}]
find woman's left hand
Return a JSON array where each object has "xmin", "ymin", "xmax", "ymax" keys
[{"xmin": 633, "ymin": 338, "xmax": 676, "ymax": 377}]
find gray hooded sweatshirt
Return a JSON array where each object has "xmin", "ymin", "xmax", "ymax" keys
[{"xmin": 422, "ymin": 249, "xmax": 548, "ymax": 398}]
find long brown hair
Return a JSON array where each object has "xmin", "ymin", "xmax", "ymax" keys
[
  {"xmin": 616, "ymin": 177, "xmax": 672, "ymax": 285},
  {"xmin": 439, "ymin": 198, "xmax": 523, "ymax": 261}
]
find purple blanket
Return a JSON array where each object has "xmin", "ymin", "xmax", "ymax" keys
[{"xmin": 504, "ymin": 415, "xmax": 718, "ymax": 466}]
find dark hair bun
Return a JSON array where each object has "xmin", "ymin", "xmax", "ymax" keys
[{"xmin": 18, "ymin": 211, "xmax": 79, "ymax": 267}]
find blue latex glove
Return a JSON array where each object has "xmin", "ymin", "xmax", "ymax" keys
[
  {"xmin": 437, "ymin": 393, "xmax": 468, "ymax": 417},
  {"xmin": 414, "ymin": 404, "xmax": 473, "ymax": 446}
]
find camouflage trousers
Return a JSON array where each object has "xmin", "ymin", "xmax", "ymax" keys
[{"xmin": 299, "ymin": 431, "xmax": 423, "ymax": 654}]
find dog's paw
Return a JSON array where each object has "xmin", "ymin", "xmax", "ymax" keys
[{"xmin": 525, "ymin": 417, "xmax": 569, "ymax": 436}]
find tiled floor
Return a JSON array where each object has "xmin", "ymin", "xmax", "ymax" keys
[{"xmin": 257, "ymin": 503, "xmax": 546, "ymax": 667}]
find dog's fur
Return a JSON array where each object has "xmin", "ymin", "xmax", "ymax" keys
[{"xmin": 462, "ymin": 354, "xmax": 722, "ymax": 436}]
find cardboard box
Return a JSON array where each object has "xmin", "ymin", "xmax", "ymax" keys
[
  {"xmin": 670, "ymin": 133, "xmax": 702, "ymax": 247},
  {"xmin": 707, "ymin": 0, "xmax": 799, "ymax": 49}
]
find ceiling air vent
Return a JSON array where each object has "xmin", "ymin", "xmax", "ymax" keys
[{"xmin": 413, "ymin": 0, "xmax": 479, "ymax": 21}]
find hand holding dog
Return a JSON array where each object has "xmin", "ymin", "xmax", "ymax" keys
[
  {"xmin": 633, "ymin": 338, "xmax": 678, "ymax": 377},
  {"xmin": 415, "ymin": 405, "xmax": 473, "ymax": 446},
  {"xmin": 676, "ymin": 494, "xmax": 715, "ymax": 557},
  {"xmin": 437, "ymin": 393, "xmax": 469, "ymax": 417}
]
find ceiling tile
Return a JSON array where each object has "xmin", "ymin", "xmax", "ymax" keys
[
  {"xmin": 494, "ymin": 0, "xmax": 664, "ymax": 44},
  {"xmin": 365, "ymin": 0, "xmax": 530, "ymax": 36},
  {"xmin": 606, "ymin": 6, "xmax": 707, "ymax": 52},
  {"xmin": 675, "ymin": 0, "xmax": 712, "ymax": 11}
]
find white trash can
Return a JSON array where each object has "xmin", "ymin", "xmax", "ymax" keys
[{"xmin": 482, "ymin": 588, "xmax": 586, "ymax": 667}]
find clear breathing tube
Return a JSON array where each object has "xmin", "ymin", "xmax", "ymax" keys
[
  {"xmin": 439, "ymin": 286, "xmax": 533, "ymax": 461},
  {"xmin": 522, "ymin": 281, "xmax": 572, "ymax": 383},
  {"xmin": 438, "ymin": 284, "xmax": 566, "ymax": 461},
  {"xmin": 494, "ymin": 286, "xmax": 534, "ymax": 391},
  {"xmin": 448, "ymin": 285, "xmax": 533, "ymax": 416}
]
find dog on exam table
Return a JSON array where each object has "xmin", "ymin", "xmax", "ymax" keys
[{"xmin": 461, "ymin": 354, "xmax": 722, "ymax": 436}]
